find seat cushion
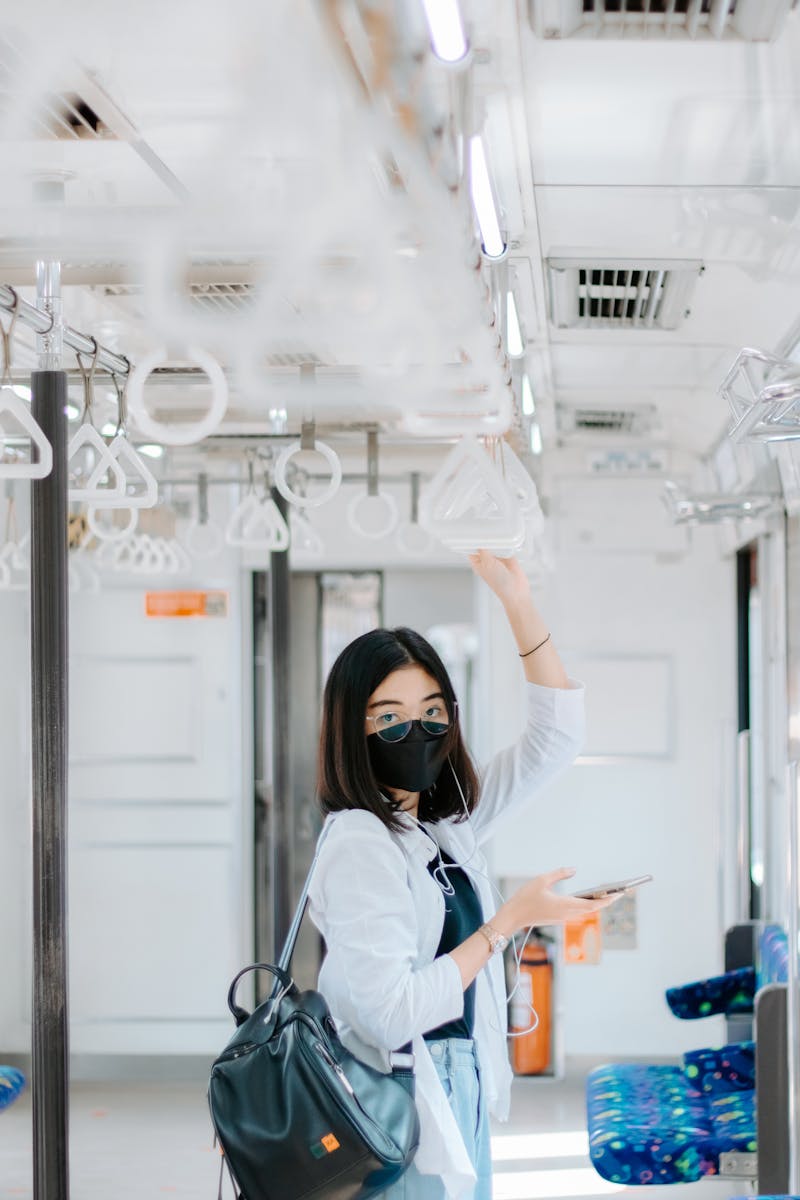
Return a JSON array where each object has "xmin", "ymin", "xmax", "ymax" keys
[
  {"xmin": 0, "ymin": 1067, "xmax": 25, "ymax": 1112},
  {"xmin": 666, "ymin": 967, "xmax": 755, "ymax": 1020},
  {"xmin": 587, "ymin": 1062, "xmax": 756, "ymax": 1185},
  {"xmin": 682, "ymin": 1041, "xmax": 756, "ymax": 1095}
]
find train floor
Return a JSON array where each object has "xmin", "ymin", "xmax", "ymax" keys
[{"xmin": 0, "ymin": 1057, "xmax": 750, "ymax": 1199}]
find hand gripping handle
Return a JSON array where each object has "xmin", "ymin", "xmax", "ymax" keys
[{"xmin": 227, "ymin": 962, "xmax": 294, "ymax": 1028}]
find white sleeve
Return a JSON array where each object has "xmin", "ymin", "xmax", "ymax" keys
[
  {"xmin": 470, "ymin": 678, "xmax": 586, "ymax": 845},
  {"xmin": 308, "ymin": 817, "xmax": 464, "ymax": 1052}
]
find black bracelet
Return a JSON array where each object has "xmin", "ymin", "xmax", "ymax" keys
[{"xmin": 519, "ymin": 633, "xmax": 551, "ymax": 658}]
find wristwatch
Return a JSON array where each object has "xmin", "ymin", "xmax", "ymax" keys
[{"xmin": 478, "ymin": 923, "xmax": 509, "ymax": 956}]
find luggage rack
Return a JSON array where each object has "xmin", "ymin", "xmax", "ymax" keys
[
  {"xmin": 661, "ymin": 479, "xmax": 778, "ymax": 525},
  {"xmin": 721, "ymin": 348, "xmax": 800, "ymax": 444}
]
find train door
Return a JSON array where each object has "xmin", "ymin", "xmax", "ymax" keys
[{"xmin": 251, "ymin": 569, "xmax": 382, "ymax": 996}]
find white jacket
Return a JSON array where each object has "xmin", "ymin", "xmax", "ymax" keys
[{"xmin": 307, "ymin": 679, "xmax": 585, "ymax": 1199}]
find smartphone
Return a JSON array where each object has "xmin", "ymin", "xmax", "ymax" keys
[{"xmin": 571, "ymin": 874, "xmax": 653, "ymax": 899}]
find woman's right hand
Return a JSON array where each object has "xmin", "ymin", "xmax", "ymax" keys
[{"xmin": 497, "ymin": 867, "xmax": 615, "ymax": 935}]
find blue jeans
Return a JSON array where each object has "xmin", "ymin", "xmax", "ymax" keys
[{"xmin": 377, "ymin": 1038, "xmax": 492, "ymax": 1199}]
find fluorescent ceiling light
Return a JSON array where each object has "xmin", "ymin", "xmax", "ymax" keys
[
  {"xmin": 65, "ymin": 402, "xmax": 81, "ymax": 421},
  {"xmin": 530, "ymin": 421, "xmax": 542, "ymax": 455},
  {"xmin": 421, "ymin": 0, "xmax": 469, "ymax": 63},
  {"xmin": 506, "ymin": 291, "xmax": 524, "ymax": 357},
  {"xmin": 469, "ymin": 137, "xmax": 506, "ymax": 260},
  {"xmin": 101, "ymin": 421, "xmax": 117, "ymax": 437},
  {"xmin": 522, "ymin": 375, "xmax": 536, "ymax": 416},
  {"xmin": 13, "ymin": 385, "xmax": 31, "ymax": 401},
  {"xmin": 138, "ymin": 443, "xmax": 165, "ymax": 459}
]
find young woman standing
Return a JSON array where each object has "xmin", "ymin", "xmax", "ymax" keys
[{"xmin": 308, "ymin": 551, "xmax": 612, "ymax": 1198}]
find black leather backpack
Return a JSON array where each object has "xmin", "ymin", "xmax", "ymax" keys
[{"xmin": 208, "ymin": 837, "xmax": 420, "ymax": 1199}]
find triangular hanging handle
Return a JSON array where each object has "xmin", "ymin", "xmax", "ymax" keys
[
  {"xmin": 0, "ymin": 386, "xmax": 53, "ymax": 480},
  {"xmin": 68, "ymin": 424, "xmax": 126, "ymax": 502},
  {"xmin": 419, "ymin": 437, "xmax": 525, "ymax": 552},
  {"xmin": 92, "ymin": 436, "xmax": 159, "ymax": 509},
  {"xmin": 225, "ymin": 493, "xmax": 290, "ymax": 550}
]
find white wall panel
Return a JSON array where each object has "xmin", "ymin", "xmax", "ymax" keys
[
  {"xmin": 69, "ymin": 846, "xmax": 236, "ymax": 1024},
  {"xmin": 479, "ymin": 483, "xmax": 737, "ymax": 1058}
]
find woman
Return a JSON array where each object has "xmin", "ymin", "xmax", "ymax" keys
[{"xmin": 307, "ymin": 550, "xmax": 612, "ymax": 1199}]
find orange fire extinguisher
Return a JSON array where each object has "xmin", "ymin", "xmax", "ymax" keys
[{"xmin": 509, "ymin": 937, "xmax": 552, "ymax": 1075}]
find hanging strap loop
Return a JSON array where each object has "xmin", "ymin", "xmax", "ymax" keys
[
  {"xmin": 0, "ymin": 288, "xmax": 20, "ymax": 388},
  {"xmin": 75, "ymin": 338, "xmax": 101, "ymax": 426}
]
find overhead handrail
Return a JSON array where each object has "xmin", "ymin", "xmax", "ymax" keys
[
  {"xmin": 0, "ymin": 290, "xmax": 53, "ymax": 481},
  {"xmin": 419, "ymin": 435, "xmax": 526, "ymax": 554},
  {"xmin": 127, "ymin": 344, "xmax": 228, "ymax": 446},
  {"xmin": 226, "ymin": 451, "xmax": 290, "ymax": 551},
  {"xmin": 661, "ymin": 479, "xmax": 777, "ymax": 524},
  {"xmin": 347, "ymin": 429, "xmax": 398, "ymax": 540}
]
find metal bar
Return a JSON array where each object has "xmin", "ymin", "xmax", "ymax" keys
[
  {"xmin": 0, "ymin": 284, "xmax": 129, "ymax": 376},
  {"xmin": 787, "ymin": 759, "xmax": 800, "ymax": 1193},
  {"xmin": 30, "ymin": 367, "xmax": 70, "ymax": 1200},
  {"xmin": 269, "ymin": 488, "xmax": 293, "ymax": 956},
  {"xmin": 736, "ymin": 730, "xmax": 752, "ymax": 922},
  {"xmin": 366, "ymin": 428, "xmax": 379, "ymax": 497}
]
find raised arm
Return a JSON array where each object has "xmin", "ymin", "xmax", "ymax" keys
[
  {"xmin": 468, "ymin": 549, "xmax": 570, "ymax": 689},
  {"xmin": 467, "ymin": 550, "xmax": 585, "ymax": 843}
]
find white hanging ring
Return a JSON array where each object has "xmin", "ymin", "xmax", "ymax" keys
[
  {"xmin": 127, "ymin": 346, "xmax": 228, "ymax": 446},
  {"xmin": 185, "ymin": 519, "xmax": 224, "ymax": 560},
  {"xmin": 86, "ymin": 505, "xmax": 139, "ymax": 543},
  {"xmin": 274, "ymin": 440, "xmax": 342, "ymax": 508},
  {"xmin": 347, "ymin": 490, "xmax": 398, "ymax": 540},
  {"xmin": 395, "ymin": 522, "xmax": 434, "ymax": 556}
]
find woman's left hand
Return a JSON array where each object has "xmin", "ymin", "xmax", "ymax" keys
[{"xmin": 468, "ymin": 549, "xmax": 532, "ymax": 610}]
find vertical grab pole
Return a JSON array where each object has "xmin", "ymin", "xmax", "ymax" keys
[
  {"xmin": 736, "ymin": 729, "xmax": 751, "ymax": 922},
  {"xmin": 31, "ymin": 259, "xmax": 70, "ymax": 1200},
  {"xmin": 787, "ymin": 760, "xmax": 800, "ymax": 1194},
  {"xmin": 270, "ymin": 488, "xmax": 293, "ymax": 958}
]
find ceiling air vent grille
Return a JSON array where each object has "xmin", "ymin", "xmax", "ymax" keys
[
  {"xmin": 529, "ymin": 0, "xmax": 797, "ymax": 41},
  {"xmin": 547, "ymin": 258, "xmax": 702, "ymax": 330},
  {"xmin": 558, "ymin": 404, "xmax": 658, "ymax": 436}
]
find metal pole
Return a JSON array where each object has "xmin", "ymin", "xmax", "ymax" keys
[
  {"xmin": 0, "ymin": 282, "xmax": 129, "ymax": 377},
  {"xmin": 31, "ymin": 260, "xmax": 70, "ymax": 1200},
  {"xmin": 736, "ymin": 729, "xmax": 752, "ymax": 922},
  {"xmin": 270, "ymin": 488, "xmax": 293, "ymax": 956},
  {"xmin": 787, "ymin": 760, "xmax": 800, "ymax": 1193}
]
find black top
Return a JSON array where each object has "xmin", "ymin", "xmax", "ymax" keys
[{"xmin": 423, "ymin": 848, "xmax": 483, "ymax": 1041}]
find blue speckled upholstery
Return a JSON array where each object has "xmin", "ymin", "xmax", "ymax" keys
[
  {"xmin": 758, "ymin": 925, "xmax": 788, "ymax": 987},
  {"xmin": 0, "ymin": 1067, "xmax": 25, "ymax": 1111},
  {"xmin": 587, "ymin": 1046, "xmax": 756, "ymax": 1185},
  {"xmin": 666, "ymin": 967, "xmax": 755, "ymax": 1020}
]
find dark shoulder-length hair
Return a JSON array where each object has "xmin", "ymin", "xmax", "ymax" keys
[{"xmin": 318, "ymin": 626, "xmax": 480, "ymax": 833}]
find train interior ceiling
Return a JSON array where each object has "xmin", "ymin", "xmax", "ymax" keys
[{"xmin": 3, "ymin": 0, "xmax": 800, "ymax": 1197}]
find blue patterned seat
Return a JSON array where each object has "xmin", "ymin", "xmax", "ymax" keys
[
  {"xmin": 0, "ymin": 1066, "xmax": 25, "ymax": 1111},
  {"xmin": 666, "ymin": 966, "xmax": 755, "ymax": 1020},
  {"xmin": 587, "ymin": 1044, "xmax": 756, "ymax": 1185}
]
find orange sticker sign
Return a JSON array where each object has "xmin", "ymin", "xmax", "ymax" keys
[
  {"xmin": 145, "ymin": 590, "xmax": 228, "ymax": 618},
  {"xmin": 564, "ymin": 912, "xmax": 602, "ymax": 965}
]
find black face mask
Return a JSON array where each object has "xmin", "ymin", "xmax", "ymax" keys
[{"xmin": 367, "ymin": 721, "xmax": 450, "ymax": 794}]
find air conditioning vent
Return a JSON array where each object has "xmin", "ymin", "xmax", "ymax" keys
[
  {"xmin": 547, "ymin": 258, "xmax": 702, "ymax": 330},
  {"xmin": 43, "ymin": 93, "xmax": 115, "ymax": 140},
  {"xmin": 530, "ymin": 0, "xmax": 797, "ymax": 40},
  {"xmin": 559, "ymin": 404, "xmax": 658, "ymax": 435}
]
